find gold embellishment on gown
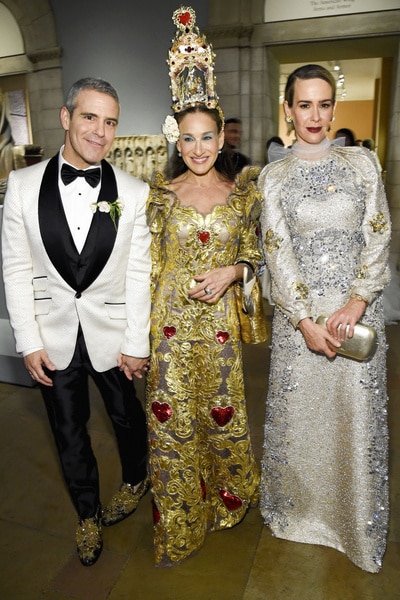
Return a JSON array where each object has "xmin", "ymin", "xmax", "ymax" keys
[
  {"xmin": 356, "ymin": 264, "xmax": 368, "ymax": 279},
  {"xmin": 264, "ymin": 229, "xmax": 283, "ymax": 253},
  {"xmin": 369, "ymin": 212, "xmax": 388, "ymax": 234},
  {"xmin": 146, "ymin": 170, "xmax": 261, "ymax": 567},
  {"xmin": 292, "ymin": 282, "xmax": 309, "ymax": 299}
]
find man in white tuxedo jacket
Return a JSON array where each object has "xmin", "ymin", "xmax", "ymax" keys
[{"xmin": 1, "ymin": 78, "xmax": 152, "ymax": 566}]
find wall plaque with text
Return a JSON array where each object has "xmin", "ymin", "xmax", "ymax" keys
[{"xmin": 264, "ymin": 0, "xmax": 400, "ymax": 23}]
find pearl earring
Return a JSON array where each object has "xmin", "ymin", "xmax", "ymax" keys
[{"xmin": 178, "ymin": 151, "xmax": 182, "ymax": 157}]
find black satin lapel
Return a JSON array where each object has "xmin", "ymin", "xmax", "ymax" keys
[
  {"xmin": 77, "ymin": 160, "xmax": 118, "ymax": 291},
  {"xmin": 39, "ymin": 155, "xmax": 81, "ymax": 291}
]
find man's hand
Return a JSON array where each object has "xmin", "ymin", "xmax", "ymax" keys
[
  {"xmin": 118, "ymin": 354, "xmax": 150, "ymax": 380},
  {"xmin": 24, "ymin": 350, "xmax": 56, "ymax": 386}
]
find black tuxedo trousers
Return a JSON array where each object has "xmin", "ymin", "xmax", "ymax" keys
[
  {"xmin": 36, "ymin": 157, "xmax": 148, "ymax": 519},
  {"xmin": 40, "ymin": 326, "xmax": 148, "ymax": 519}
]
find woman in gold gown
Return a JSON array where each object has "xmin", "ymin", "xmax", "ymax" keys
[{"xmin": 146, "ymin": 104, "xmax": 261, "ymax": 566}]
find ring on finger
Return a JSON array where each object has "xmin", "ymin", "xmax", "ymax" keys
[{"xmin": 204, "ymin": 287, "xmax": 213, "ymax": 295}]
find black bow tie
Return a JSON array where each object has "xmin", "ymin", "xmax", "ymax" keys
[{"xmin": 61, "ymin": 164, "xmax": 101, "ymax": 188}]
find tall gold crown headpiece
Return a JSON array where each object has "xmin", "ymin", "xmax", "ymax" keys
[{"xmin": 168, "ymin": 6, "xmax": 219, "ymax": 114}]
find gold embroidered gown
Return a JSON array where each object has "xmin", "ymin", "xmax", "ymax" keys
[
  {"xmin": 146, "ymin": 168, "xmax": 261, "ymax": 567},
  {"xmin": 258, "ymin": 143, "xmax": 391, "ymax": 573}
]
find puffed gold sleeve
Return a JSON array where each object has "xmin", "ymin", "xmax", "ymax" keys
[
  {"xmin": 231, "ymin": 167, "xmax": 263, "ymax": 269},
  {"xmin": 146, "ymin": 172, "xmax": 176, "ymax": 294}
]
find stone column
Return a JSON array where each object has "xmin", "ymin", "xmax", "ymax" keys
[
  {"xmin": 26, "ymin": 48, "xmax": 64, "ymax": 159},
  {"xmin": 385, "ymin": 43, "xmax": 400, "ymax": 268},
  {"xmin": 208, "ymin": 25, "xmax": 254, "ymax": 162}
]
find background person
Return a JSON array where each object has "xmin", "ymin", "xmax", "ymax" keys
[
  {"xmin": 265, "ymin": 135, "xmax": 284, "ymax": 164},
  {"xmin": 224, "ymin": 117, "xmax": 252, "ymax": 174},
  {"xmin": 334, "ymin": 126, "xmax": 357, "ymax": 146}
]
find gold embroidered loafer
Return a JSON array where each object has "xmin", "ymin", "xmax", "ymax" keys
[
  {"xmin": 102, "ymin": 475, "xmax": 151, "ymax": 527},
  {"xmin": 76, "ymin": 514, "xmax": 103, "ymax": 567}
]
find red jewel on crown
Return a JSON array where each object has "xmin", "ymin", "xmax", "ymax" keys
[
  {"xmin": 173, "ymin": 6, "xmax": 196, "ymax": 31},
  {"xmin": 179, "ymin": 11, "xmax": 192, "ymax": 26}
]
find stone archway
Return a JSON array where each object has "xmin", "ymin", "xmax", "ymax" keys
[{"xmin": 0, "ymin": 0, "xmax": 64, "ymax": 158}]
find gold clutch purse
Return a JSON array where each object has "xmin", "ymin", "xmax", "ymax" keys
[
  {"xmin": 234, "ymin": 267, "xmax": 269, "ymax": 344},
  {"xmin": 316, "ymin": 315, "xmax": 377, "ymax": 361}
]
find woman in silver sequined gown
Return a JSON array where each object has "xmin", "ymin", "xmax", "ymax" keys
[{"xmin": 258, "ymin": 64, "xmax": 391, "ymax": 573}]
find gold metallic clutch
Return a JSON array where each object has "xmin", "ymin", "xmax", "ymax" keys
[
  {"xmin": 316, "ymin": 315, "xmax": 377, "ymax": 361},
  {"xmin": 234, "ymin": 267, "xmax": 269, "ymax": 344}
]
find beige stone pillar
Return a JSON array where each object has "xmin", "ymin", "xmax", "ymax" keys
[
  {"xmin": 385, "ymin": 43, "xmax": 400, "ymax": 268},
  {"xmin": 26, "ymin": 49, "xmax": 64, "ymax": 159}
]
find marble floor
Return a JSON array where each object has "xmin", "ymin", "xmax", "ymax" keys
[{"xmin": 0, "ymin": 319, "xmax": 399, "ymax": 600}]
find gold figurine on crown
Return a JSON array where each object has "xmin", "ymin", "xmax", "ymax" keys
[{"xmin": 162, "ymin": 6, "xmax": 223, "ymax": 143}]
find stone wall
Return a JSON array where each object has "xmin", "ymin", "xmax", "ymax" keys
[
  {"xmin": 208, "ymin": 0, "xmax": 400, "ymax": 266},
  {"xmin": 0, "ymin": 0, "xmax": 64, "ymax": 160}
]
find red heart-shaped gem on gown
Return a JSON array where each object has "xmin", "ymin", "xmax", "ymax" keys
[
  {"xmin": 219, "ymin": 489, "xmax": 243, "ymax": 511},
  {"xmin": 210, "ymin": 406, "xmax": 235, "ymax": 427},
  {"xmin": 152, "ymin": 401, "xmax": 173, "ymax": 423},
  {"xmin": 200, "ymin": 478, "xmax": 207, "ymax": 501},
  {"xmin": 216, "ymin": 331, "xmax": 230, "ymax": 344},
  {"xmin": 152, "ymin": 499, "xmax": 160, "ymax": 524},
  {"xmin": 163, "ymin": 326, "xmax": 176, "ymax": 339},
  {"xmin": 198, "ymin": 230, "xmax": 210, "ymax": 244}
]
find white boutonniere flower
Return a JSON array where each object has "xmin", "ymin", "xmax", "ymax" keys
[
  {"xmin": 91, "ymin": 198, "xmax": 124, "ymax": 229},
  {"xmin": 162, "ymin": 115, "xmax": 180, "ymax": 143}
]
